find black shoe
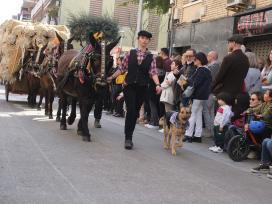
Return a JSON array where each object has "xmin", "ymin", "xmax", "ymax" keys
[
  {"xmin": 94, "ymin": 119, "xmax": 102, "ymax": 128},
  {"xmin": 251, "ymin": 164, "xmax": 270, "ymax": 173},
  {"xmin": 124, "ymin": 140, "xmax": 133, "ymax": 150},
  {"xmin": 114, "ymin": 113, "xmax": 123, "ymax": 118},
  {"xmin": 183, "ymin": 136, "xmax": 192, "ymax": 143},
  {"xmin": 82, "ymin": 134, "xmax": 91, "ymax": 142},
  {"xmin": 193, "ymin": 137, "xmax": 202, "ymax": 143}
]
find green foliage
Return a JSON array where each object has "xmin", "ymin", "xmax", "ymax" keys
[
  {"xmin": 48, "ymin": 6, "xmax": 59, "ymax": 18},
  {"xmin": 67, "ymin": 13, "xmax": 119, "ymax": 43},
  {"xmin": 121, "ymin": 0, "xmax": 170, "ymax": 14}
]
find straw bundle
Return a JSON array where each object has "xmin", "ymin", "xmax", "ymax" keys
[{"xmin": 0, "ymin": 20, "xmax": 70, "ymax": 83}]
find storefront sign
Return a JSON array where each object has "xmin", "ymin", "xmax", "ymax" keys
[{"xmin": 234, "ymin": 9, "xmax": 272, "ymax": 36}]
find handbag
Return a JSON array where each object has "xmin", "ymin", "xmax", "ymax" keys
[{"xmin": 182, "ymin": 69, "xmax": 199, "ymax": 98}]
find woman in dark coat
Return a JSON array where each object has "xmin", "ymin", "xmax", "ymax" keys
[{"xmin": 183, "ymin": 52, "xmax": 212, "ymax": 143}]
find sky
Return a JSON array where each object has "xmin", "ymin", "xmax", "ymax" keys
[{"xmin": 0, "ymin": 0, "xmax": 23, "ymax": 24}]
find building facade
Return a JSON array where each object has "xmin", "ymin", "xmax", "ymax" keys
[
  {"xmin": 173, "ymin": 0, "xmax": 272, "ymax": 60},
  {"xmin": 20, "ymin": 0, "xmax": 38, "ymax": 21},
  {"xmin": 28, "ymin": 0, "xmax": 168, "ymax": 52}
]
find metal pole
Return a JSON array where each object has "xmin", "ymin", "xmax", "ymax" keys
[
  {"xmin": 169, "ymin": 6, "xmax": 175, "ymax": 56},
  {"xmin": 135, "ymin": 0, "xmax": 144, "ymax": 47}
]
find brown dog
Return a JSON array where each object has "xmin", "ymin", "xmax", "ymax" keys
[{"xmin": 163, "ymin": 106, "xmax": 191, "ymax": 155}]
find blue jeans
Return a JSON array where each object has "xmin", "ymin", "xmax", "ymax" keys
[{"xmin": 261, "ymin": 138, "xmax": 272, "ymax": 164}]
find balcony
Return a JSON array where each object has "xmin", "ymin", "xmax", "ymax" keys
[
  {"xmin": 22, "ymin": 0, "xmax": 37, "ymax": 9},
  {"xmin": 31, "ymin": 0, "xmax": 56, "ymax": 18}
]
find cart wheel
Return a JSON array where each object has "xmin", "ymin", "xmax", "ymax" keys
[
  {"xmin": 227, "ymin": 135, "xmax": 250, "ymax": 162},
  {"xmin": 5, "ymin": 84, "xmax": 9, "ymax": 102}
]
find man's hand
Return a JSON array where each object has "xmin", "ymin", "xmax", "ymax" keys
[
  {"xmin": 107, "ymin": 76, "xmax": 113, "ymax": 83},
  {"xmin": 117, "ymin": 95, "xmax": 123, "ymax": 101}
]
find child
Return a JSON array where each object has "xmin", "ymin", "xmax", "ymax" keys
[
  {"xmin": 209, "ymin": 92, "xmax": 233, "ymax": 153},
  {"xmin": 160, "ymin": 60, "xmax": 182, "ymax": 112}
]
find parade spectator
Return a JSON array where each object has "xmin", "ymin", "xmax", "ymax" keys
[
  {"xmin": 244, "ymin": 52, "xmax": 262, "ymax": 94},
  {"xmin": 183, "ymin": 52, "xmax": 212, "ymax": 143},
  {"xmin": 112, "ymin": 57, "xmax": 125, "ymax": 117},
  {"xmin": 203, "ymin": 51, "xmax": 220, "ymax": 137},
  {"xmin": 245, "ymin": 89, "xmax": 272, "ymax": 142},
  {"xmin": 209, "ymin": 92, "xmax": 233, "ymax": 153},
  {"xmin": 145, "ymin": 57, "xmax": 165, "ymax": 129},
  {"xmin": 177, "ymin": 49, "xmax": 197, "ymax": 107},
  {"xmin": 160, "ymin": 60, "xmax": 182, "ymax": 112},
  {"xmin": 251, "ymin": 137, "xmax": 272, "ymax": 179},
  {"xmin": 223, "ymin": 92, "xmax": 257, "ymax": 151},
  {"xmin": 212, "ymin": 35, "xmax": 249, "ymax": 99},
  {"xmin": 107, "ymin": 30, "xmax": 161, "ymax": 150},
  {"xmin": 257, "ymin": 56, "xmax": 265, "ymax": 71},
  {"xmin": 181, "ymin": 49, "xmax": 197, "ymax": 78},
  {"xmin": 261, "ymin": 50, "xmax": 272, "ymax": 86},
  {"xmin": 160, "ymin": 48, "xmax": 172, "ymax": 73}
]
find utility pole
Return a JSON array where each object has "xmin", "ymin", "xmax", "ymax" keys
[
  {"xmin": 168, "ymin": 0, "xmax": 176, "ymax": 56},
  {"xmin": 135, "ymin": 0, "xmax": 144, "ymax": 47}
]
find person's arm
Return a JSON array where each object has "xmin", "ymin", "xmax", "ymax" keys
[
  {"xmin": 220, "ymin": 107, "xmax": 232, "ymax": 130},
  {"xmin": 149, "ymin": 56, "xmax": 161, "ymax": 94},
  {"xmin": 107, "ymin": 52, "xmax": 129, "ymax": 82}
]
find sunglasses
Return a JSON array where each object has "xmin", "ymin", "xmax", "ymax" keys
[
  {"xmin": 186, "ymin": 55, "xmax": 194, "ymax": 58},
  {"xmin": 250, "ymin": 98, "xmax": 257, "ymax": 101}
]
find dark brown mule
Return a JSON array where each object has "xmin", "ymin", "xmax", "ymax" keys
[
  {"xmin": 5, "ymin": 46, "xmax": 46, "ymax": 107},
  {"xmin": 38, "ymin": 33, "xmax": 73, "ymax": 119},
  {"xmin": 57, "ymin": 33, "xmax": 120, "ymax": 141}
]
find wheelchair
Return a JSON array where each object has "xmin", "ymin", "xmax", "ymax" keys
[{"xmin": 227, "ymin": 113, "xmax": 264, "ymax": 162}]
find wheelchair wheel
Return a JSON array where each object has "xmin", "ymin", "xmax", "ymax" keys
[{"xmin": 227, "ymin": 135, "xmax": 250, "ymax": 162}]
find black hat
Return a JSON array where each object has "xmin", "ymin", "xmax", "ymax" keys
[
  {"xmin": 138, "ymin": 30, "xmax": 152, "ymax": 39},
  {"xmin": 228, "ymin": 34, "xmax": 244, "ymax": 45},
  {"xmin": 195, "ymin": 52, "xmax": 208, "ymax": 65}
]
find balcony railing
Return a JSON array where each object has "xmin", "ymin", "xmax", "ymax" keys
[{"xmin": 31, "ymin": 0, "xmax": 52, "ymax": 18}]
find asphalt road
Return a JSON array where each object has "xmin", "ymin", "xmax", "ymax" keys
[{"xmin": 0, "ymin": 85, "xmax": 272, "ymax": 204}]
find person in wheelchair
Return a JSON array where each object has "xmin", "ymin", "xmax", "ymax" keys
[
  {"xmin": 244, "ymin": 89, "xmax": 272, "ymax": 142},
  {"xmin": 223, "ymin": 92, "xmax": 251, "ymax": 151}
]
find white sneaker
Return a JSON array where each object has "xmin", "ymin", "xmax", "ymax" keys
[
  {"xmin": 145, "ymin": 124, "xmax": 159, "ymax": 130},
  {"xmin": 212, "ymin": 146, "xmax": 223, "ymax": 153},
  {"xmin": 209, "ymin": 146, "xmax": 218, "ymax": 151},
  {"xmin": 158, "ymin": 129, "xmax": 164, "ymax": 133}
]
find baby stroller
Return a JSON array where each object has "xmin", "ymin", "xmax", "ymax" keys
[{"xmin": 227, "ymin": 113, "xmax": 264, "ymax": 162}]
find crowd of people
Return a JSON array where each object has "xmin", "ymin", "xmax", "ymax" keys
[{"xmin": 105, "ymin": 31, "xmax": 272, "ymax": 179}]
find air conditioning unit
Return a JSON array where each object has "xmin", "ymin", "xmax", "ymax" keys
[
  {"xmin": 173, "ymin": 8, "xmax": 181, "ymax": 21},
  {"xmin": 226, "ymin": 0, "xmax": 250, "ymax": 11}
]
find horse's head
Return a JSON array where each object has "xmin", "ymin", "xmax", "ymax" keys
[{"xmin": 84, "ymin": 33, "xmax": 121, "ymax": 82}]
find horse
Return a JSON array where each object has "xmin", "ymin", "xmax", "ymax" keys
[{"xmin": 56, "ymin": 33, "xmax": 120, "ymax": 141}]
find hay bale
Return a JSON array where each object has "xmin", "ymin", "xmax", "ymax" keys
[{"xmin": 0, "ymin": 20, "xmax": 70, "ymax": 82}]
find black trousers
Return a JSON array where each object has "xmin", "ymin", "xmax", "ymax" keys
[
  {"xmin": 94, "ymin": 86, "xmax": 108, "ymax": 120},
  {"xmin": 124, "ymin": 84, "xmax": 147, "ymax": 140}
]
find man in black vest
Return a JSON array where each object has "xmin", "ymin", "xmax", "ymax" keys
[{"xmin": 107, "ymin": 30, "xmax": 162, "ymax": 150}]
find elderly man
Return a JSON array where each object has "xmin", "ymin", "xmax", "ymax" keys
[{"xmin": 203, "ymin": 51, "xmax": 220, "ymax": 137}]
